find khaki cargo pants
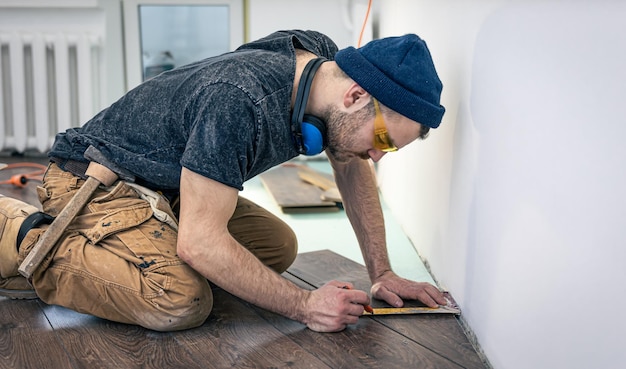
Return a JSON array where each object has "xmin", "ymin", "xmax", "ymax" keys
[{"xmin": 18, "ymin": 163, "xmax": 298, "ymax": 331}]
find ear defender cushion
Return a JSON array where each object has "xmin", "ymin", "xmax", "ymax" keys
[{"xmin": 301, "ymin": 114, "xmax": 327, "ymax": 155}]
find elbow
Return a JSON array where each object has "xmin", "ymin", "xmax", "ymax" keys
[
  {"xmin": 177, "ymin": 227, "xmax": 230, "ymax": 272},
  {"xmin": 177, "ymin": 239, "xmax": 200, "ymax": 268}
]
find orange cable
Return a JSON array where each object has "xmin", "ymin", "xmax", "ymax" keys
[
  {"xmin": 357, "ymin": 0, "xmax": 373, "ymax": 47},
  {"xmin": 0, "ymin": 162, "xmax": 47, "ymax": 187}
]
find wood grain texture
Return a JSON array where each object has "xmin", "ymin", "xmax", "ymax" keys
[
  {"xmin": 0, "ymin": 298, "xmax": 73, "ymax": 369},
  {"xmin": 260, "ymin": 165, "xmax": 340, "ymax": 213},
  {"xmin": 262, "ymin": 274, "xmax": 467, "ymax": 369},
  {"xmin": 286, "ymin": 250, "xmax": 487, "ymax": 369},
  {"xmin": 0, "ymin": 253, "xmax": 486, "ymax": 369},
  {"xmin": 174, "ymin": 286, "xmax": 332, "ymax": 369},
  {"xmin": 39, "ymin": 303, "xmax": 204, "ymax": 369}
]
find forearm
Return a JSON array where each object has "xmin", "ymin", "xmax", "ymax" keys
[
  {"xmin": 177, "ymin": 168, "xmax": 309, "ymax": 322},
  {"xmin": 179, "ymin": 229, "xmax": 309, "ymax": 322},
  {"xmin": 181, "ymin": 230, "xmax": 375, "ymax": 331},
  {"xmin": 178, "ymin": 168, "xmax": 370, "ymax": 332},
  {"xmin": 328, "ymin": 161, "xmax": 447, "ymax": 309},
  {"xmin": 331, "ymin": 159, "xmax": 393, "ymax": 282}
]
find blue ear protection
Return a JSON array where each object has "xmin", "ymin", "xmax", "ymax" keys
[{"xmin": 291, "ymin": 57, "xmax": 328, "ymax": 155}]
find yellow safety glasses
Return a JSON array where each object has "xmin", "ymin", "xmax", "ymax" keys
[{"xmin": 373, "ymin": 99, "xmax": 398, "ymax": 152}]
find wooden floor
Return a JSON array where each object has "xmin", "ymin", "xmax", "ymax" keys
[
  {"xmin": 2, "ymin": 250, "xmax": 486, "ymax": 369},
  {"xmin": 1, "ymin": 156, "xmax": 487, "ymax": 369}
]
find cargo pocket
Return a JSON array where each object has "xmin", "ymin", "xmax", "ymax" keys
[
  {"xmin": 38, "ymin": 176, "xmax": 83, "ymax": 217},
  {"xmin": 81, "ymin": 181, "xmax": 154, "ymax": 244},
  {"xmin": 114, "ymin": 218, "xmax": 182, "ymax": 299},
  {"xmin": 81, "ymin": 204, "xmax": 153, "ymax": 245}
]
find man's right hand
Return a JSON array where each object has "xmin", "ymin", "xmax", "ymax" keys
[{"xmin": 301, "ymin": 280, "xmax": 371, "ymax": 332}]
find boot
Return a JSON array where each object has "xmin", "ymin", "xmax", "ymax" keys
[{"xmin": 0, "ymin": 195, "xmax": 40, "ymax": 299}]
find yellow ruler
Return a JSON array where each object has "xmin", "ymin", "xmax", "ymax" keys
[{"xmin": 365, "ymin": 305, "xmax": 460, "ymax": 315}]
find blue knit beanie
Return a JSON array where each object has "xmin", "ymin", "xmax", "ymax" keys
[{"xmin": 335, "ymin": 34, "xmax": 445, "ymax": 128}]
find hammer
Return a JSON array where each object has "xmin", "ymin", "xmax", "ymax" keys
[{"xmin": 18, "ymin": 146, "xmax": 134, "ymax": 279}]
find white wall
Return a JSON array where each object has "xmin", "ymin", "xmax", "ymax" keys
[
  {"xmin": 247, "ymin": 0, "xmax": 371, "ymax": 49},
  {"xmin": 377, "ymin": 1, "xmax": 626, "ymax": 368}
]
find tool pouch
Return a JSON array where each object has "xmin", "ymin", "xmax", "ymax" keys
[{"xmin": 125, "ymin": 182, "xmax": 179, "ymax": 231}]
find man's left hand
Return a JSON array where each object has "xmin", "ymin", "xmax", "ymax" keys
[{"xmin": 370, "ymin": 271, "xmax": 448, "ymax": 308}]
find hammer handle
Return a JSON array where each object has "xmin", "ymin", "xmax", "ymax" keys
[{"xmin": 18, "ymin": 162, "xmax": 118, "ymax": 279}]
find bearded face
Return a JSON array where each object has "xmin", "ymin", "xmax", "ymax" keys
[{"xmin": 324, "ymin": 104, "xmax": 374, "ymax": 163}]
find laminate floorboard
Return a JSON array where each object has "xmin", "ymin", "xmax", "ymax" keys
[
  {"xmin": 0, "ymin": 252, "xmax": 487, "ymax": 369},
  {"xmin": 172, "ymin": 286, "xmax": 332, "ymax": 369},
  {"xmin": 0, "ymin": 298, "xmax": 73, "ymax": 369},
  {"xmin": 38, "ymin": 303, "xmax": 204, "ymax": 369},
  {"xmin": 286, "ymin": 251, "xmax": 486, "ymax": 369}
]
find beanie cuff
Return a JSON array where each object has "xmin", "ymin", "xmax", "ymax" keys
[{"xmin": 335, "ymin": 46, "xmax": 445, "ymax": 128}]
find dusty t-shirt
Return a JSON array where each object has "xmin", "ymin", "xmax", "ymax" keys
[{"xmin": 48, "ymin": 30, "xmax": 338, "ymax": 191}]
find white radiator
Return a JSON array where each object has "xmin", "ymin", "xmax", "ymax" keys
[{"xmin": 0, "ymin": 32, "xmax": 100, "ymax": 153}]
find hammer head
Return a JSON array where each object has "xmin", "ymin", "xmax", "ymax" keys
[{"xmin": 83, "ymin": 145, "xmax": 135, "ymax": 183}]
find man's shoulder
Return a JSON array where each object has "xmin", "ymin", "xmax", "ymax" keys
[{"xmin": 237, "ymin": 30, "xmax": 339, "ymax": 60}]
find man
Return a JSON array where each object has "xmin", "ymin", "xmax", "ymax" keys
[{"xmin": 0, "ymin": 30, "xmax": 446, "ymax": 332}]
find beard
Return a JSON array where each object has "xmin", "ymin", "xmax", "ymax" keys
[{"xmin": 324, "ymin": 105, "xmax": 372, "ymax": 163}]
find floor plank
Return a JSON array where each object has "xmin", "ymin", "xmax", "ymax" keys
[
  {"xmin": 37, "ymin": 287, "xmax": 332, "ymax": 369},
  {"xmin": 259, "ymin": 165, "xmax": 341, "ymax": 213},
  {"xmin": 286, "ymin": 250, "xmax": 486, "ymax": 369},
  {"xmin": 171, "ymin": 286, "xmax": 332, "ymax": 369},
  {"xmin": 0, "ymin": 298, "xmax": 73, "ymax": 369},
  {"xmin": 259, "ymin": 274, "xmax": 467, "ymax": 369},
  {"xmin": 39, "ymin": 303, "xmax": 205, "ymax": 369},
  {"xmin": 0, "ymin": 253, "xmax": 485, "ymax": 369}
]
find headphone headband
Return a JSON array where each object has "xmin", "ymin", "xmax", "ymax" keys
[{"xmin": 291, "ymin": 57, "xmax": 327, "ymax": 155}]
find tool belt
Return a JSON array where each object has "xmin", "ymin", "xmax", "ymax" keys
[{"xmin": 50, "ymin": 157, "xmax": 90, "ymax": 179}]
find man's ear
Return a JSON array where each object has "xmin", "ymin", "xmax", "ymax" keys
[{"xmin": 342, "ymin": 83, "xmax": 370, "ymax": 111}]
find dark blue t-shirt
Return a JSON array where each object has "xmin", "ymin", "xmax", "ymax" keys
[{"xmin": 48, "ymin": 30, "xmax": 338, "ymax": 190}]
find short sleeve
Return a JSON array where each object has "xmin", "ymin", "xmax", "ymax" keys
[{"xmin": 181, "ymin": 83, "xmax": 257, "ymax": 190}]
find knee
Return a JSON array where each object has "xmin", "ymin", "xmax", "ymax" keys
[
  {"xmin": 143, "ymin": 279, "xmax": 214, "ymax": 332},
  {"xmin": 270, "ymin": 226, "xmax": 298, "ymax": 273}
]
